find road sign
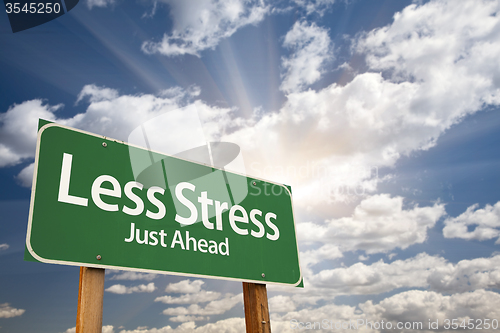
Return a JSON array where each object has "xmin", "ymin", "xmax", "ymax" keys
[{"xmin": 26, "ymin": 121, "xmax": 302, "ymax": 286}]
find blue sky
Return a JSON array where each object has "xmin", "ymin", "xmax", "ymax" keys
[{"xmin": 1, "ymin": 0, "xmax": 500, "ymax": 332}]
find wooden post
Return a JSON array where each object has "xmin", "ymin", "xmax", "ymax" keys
[
  {"xmin": 243, "ymin": 282, "xmax": 271, "ymax": 333},
  {"xmin": 76, "ymin": 267, "xmax": 105, "ymax": 333}
]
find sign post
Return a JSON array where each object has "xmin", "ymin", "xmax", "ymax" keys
[
  {"xmin": 26, "ymin": 121, "xmax": 302, "ymax": 332},
  {"xmin": 76, "ymin": 267, "xmax": 105, "ymax": 333},
  {"xmin": 243, "ymin": 282, "xmax": 271, "ymax": 333}
]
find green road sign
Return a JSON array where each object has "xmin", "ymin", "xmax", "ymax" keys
[{"xmin": 26, "ymin": 121, "xmax": 302, "ymax": 286}]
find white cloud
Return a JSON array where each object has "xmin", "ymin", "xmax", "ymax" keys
[
  {"xmin": 269, "ymin": 295, "xmax": 296, "ymax": 313},
  {"xmin": 142, "ymin": 0, "xmax": 268, "ymax": 57},
  {"xmin": 272, "ymin": 289, "xmax": 500, "ymax": 333},
  {"xmin": 299, "ymin": 243, "xmax": 343, "ymax": 278},
  {"xmin": 288, "ymin": 253, "xmax": 500, "ymax": 301},
  {"xmin": 169, "ymin": 315, "xmax": 208, "ymax": 323},
  {"xmin": 15, "ymin": 162, "xmax": 34, "ymax": 188},
  {"xmin": 443, "ymin": 201, "xmax": 500, "ymax": 242},
  {"xmin": 105, "ymin": 282, "xmax": 156, "ymax": 294},
  {"xmin": 2, "ymin": 0, "xmax": 500, "ymax": 203},
  {"xmin": 0, "ymin": 303, "xmax": 25, "ymax": 318},
  {"xmin": 0, "ymin": 100, "xmax": 60, "ymax": 167},
  {"xmin": 0, "ymin": 85, "xmax": 232, "ymax": 186},
  {"xmin": 0, "ymin": 244, "xmax": 9, "ymax": 251},
  {"xmin": 64, "ymin": 325, "xmax": 114, "ymax": 333},
  {"xmin": 6, "ymin": 0, "xmax": 500, "ymax": 209},
  {"xmin": 360, "ymin": 289, "xmax": 500, "ymax": 332},
  {"xmin": 224, "ymin": 0, "xmax": 500, "ymax": 207},
  {"xmin": 63, "ymin": 86, "xmax": 211, "ymax": 143},
  {"xmin": 280, "ymin": 21, "xmax": 332, "ymax": 93},
  {"xmin": 157, "ymin": 280, "xmax": 236, "ymax": 321},
  {"xmin": 357, "ymin": 0, "xmax": 500, "ymax": 104},
  {"xmin": 307, "ymin": 252, "xmax": 445, "ymax": 296},
  {"xmin": 188, "ymin": 318, "xmax": 245, "ymax": 333},
  {"xmin": 292, "ymin": 0, "xmax": 336, "ymax": 16},
  {"xmin": 114, "ymin": 323, "xmax": 194, "ymax": 333},
  {"xmin": 164, "ymin": 279, "xmax": 205, "ymax": 294},
  {"xmin": 76, "ymin": 84, "xmax": 119, "ymax": 103},
  {"xmin": 271, "ymin": 302, "xmax": 367, "ymax": 333},
  {"xmin": 86, "ymin": 0, "xmax": 114, "ymax": 10},
  {"xmin": 162, "ymin": 293, "xmax": 243, "ymax": 317},
  {"xmin": 427, "ymin": 255, "xmax": 500, "ymax": 293},
  {"xmin": 118, "ymin": 318, "xmax": 245, "ymax": 333},
  {"xmin": 298, "ymin": 194, "xmax": 445, "ymax": 254},
  {"xmin": 109, "ymin": 271, "xmax": 158, "ymax": 281},
  {"xmin": 155, "ymin": 291, "xmax": 221, "ymax": 304}
]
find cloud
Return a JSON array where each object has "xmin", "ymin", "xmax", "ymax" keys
[
  {"xmin": 156, "ymin": 279, "xmax": 238, "ymax": 321},
  {"xmin": 117, "ymin": 318, "xmax": 245, "ymax": 332},
  {"xmin": 357, "ymin": 0, "xmax": 500, "ymax": 105},
  {"xmin": 63, "ymin": 325, "xmax": 114, "ymax": 333},
  {"xmin": 108, "ymin": 271, "xmax": 158, "ymax": 281},
  {"xmin": 168, "ymin": 315, "xmax": 208, "ymax": 323},
  {"xmin": 3, "ymin": 0, "xmax": 500, "ymax": 201},
  {"xmin": 162, "ymin": 293, "xmax": 243, "ymax": 318},
  {"xmin": 0, "ymin": 85, "xmax": 232, "ymax": 187},
  {"xmin": 288, "ymin": 253, "xmax": 500, "ymax": 302},
  {"xmin": 15, "ymin": 162, "xmax": 34, "ymax": 188},
  {"xmin": 358, "ymin": 254, "xmax": 369, "ymax": 261},
  {"xmin": 307, "ymin": 252, "xmax": 445, "ymax": 296},
  {"xmin": 6, "ymin": 0, "xmax": 500, "ymax": 208},
  {"xmin": 0, "ymin": 100, "xmax": 60, "ymax": 167},
  {"xmin": 76, "ymin": 84, "xmax": 119, "ymax": 104},
  {"xmin": 0, "ymin": 303, "xmax": 25, "ymax": 318},
  {"xmin": 269, "ymin": 295, "xmax": 296, "ymax": 313},
  {"xmin": 280, "ymin": 21, "xmax": 332, "ymax": 93},
  {"xmin": 272, "ymin": 289, "xmax": 500, "ymax": 333},
  {"xmin": 63, "ymin": 85, "xmax": 219, "ymax": 143},
  {"xmin": 164, "ymin": 279, "xmax": 205, "ymax": 294},
  {"xmin": 427, "ymin": 255, "xmax": 500, "ymax": 293},
  {"xmin": 187, "ymin": 318, "xmax": 245, "ymax": 332},
  {"xmin": 141, "ymin": 0, "xmax": 268, "ymax": 57},
  {"xmin": 224, "ymin": 0, "xmax": 500, "ymax": 207},
  {"xmin": 85, "ymin": 0, "xmax": 115, "ymax": 10},
  {"xmin": 360, "ymin": 289, "xmax": 500, "ymax": 332},
  {"xmin": 105, "ymin": 282, "xmax": 156, "ymax": 294},
  {"xmin": 443, "ymin": 201, "xmax": 500, "ymax": 242},
  {"xmin": 299, "ymin": 243, "xmax": 343, "ymax": 278},
  {"xmin": 292, "ymin": 0, "xmax": 336, "ymax": 16},
  {"xmin": 155, "ymin": 291, "xmax": 221, "ymax": 304},
  {"xmin": 297, "ymin": 194, "xmax": 445, "ymax": 254},
  {"xmin": 0, "ymin": 244, "xmax": 9, "ymax": 251}
]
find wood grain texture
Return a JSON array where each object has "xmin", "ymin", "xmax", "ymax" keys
[
  {"xmin": 243, "ymin": 282, "xmax": 271, "ymax": 333},
  {"xmin": 76, "ymin": 267, "xmax": 105, "ymax": 333}
]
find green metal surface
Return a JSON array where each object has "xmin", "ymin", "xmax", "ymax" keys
[{"xmin": 26, "ymin": 121, "xmax": 302, "ymax": 286}]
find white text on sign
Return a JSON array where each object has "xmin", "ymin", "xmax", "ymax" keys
[{"xmin": 57, "ymin": 153, "xmax": 280, "ymax": 240}]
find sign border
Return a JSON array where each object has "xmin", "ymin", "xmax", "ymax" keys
[{"xmin": 26, "ymin": 122, "xmax": 303, "ymax": 287}]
